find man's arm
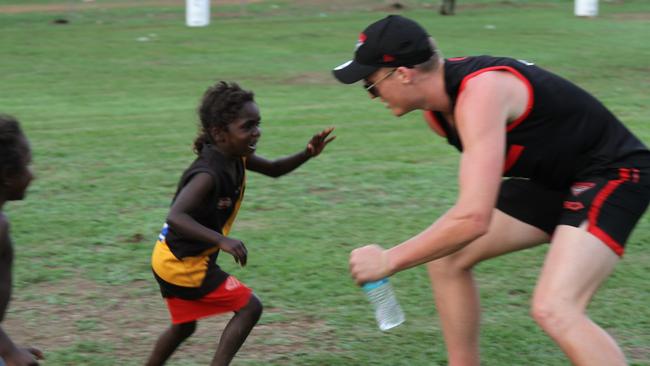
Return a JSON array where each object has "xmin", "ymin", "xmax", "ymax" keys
[{"xmin": 350, "ymin": 71, "xmax": 529, "ymax": 283}]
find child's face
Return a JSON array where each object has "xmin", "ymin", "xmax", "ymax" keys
[
  {"xmin": 216, "ymin": 101, "xmax": 262, "ymax": 157},
  {"xmin": 3, "ymin": 137, "xmax": 34, "ymax": 201}
]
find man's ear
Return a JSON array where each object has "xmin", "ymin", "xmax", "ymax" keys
[{"xmin": 396, "ymin": 66, "xmax": 414, "ymax": 84}]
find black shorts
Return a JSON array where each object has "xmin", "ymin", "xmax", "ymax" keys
[{"xmin": 497, "ymin": 168, "xmax": 650, "ymax": 256}]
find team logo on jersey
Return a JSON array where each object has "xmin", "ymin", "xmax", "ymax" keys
[
  {"xmin": 217, "ymin": 197, "xmax": 233, "ymax": 210},
  {"xmin": 158, "ymin": 223, "xmax": 169, "ymax": 241},
  {"xmin": 570, "ymin": 182, "xmax": 595, "ymax": 196},
  {"xmin": 563, "ymin": 201, "xmax": 584, "ymax": 211},
  {"xmin": 225, "ymin": 276, "xmax": 242, "ymax": 291}
]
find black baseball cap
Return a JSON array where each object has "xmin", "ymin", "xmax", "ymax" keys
[{"xmin": 332, "ymin": 15, "xmax": 434, "ymax": 84}]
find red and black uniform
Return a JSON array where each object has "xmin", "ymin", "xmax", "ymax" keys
[
  {"xmin": 424, "ymin": 56, "xmax": 650, "ymax": 255},
  {"xmin": 151, "ymin": 145, "xmax": 252, "ymax": 324}
]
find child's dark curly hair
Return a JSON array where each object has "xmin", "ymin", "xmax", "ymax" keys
[
  {"xmin": 0, "ymin": 114, "xmax": 28, "ymax": 176},
  {"xmin": 194, "ymin": 81, "xmax": 255, "ymax": 154}
]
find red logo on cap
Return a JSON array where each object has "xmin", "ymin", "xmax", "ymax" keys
[
  {"xmin": 359, "ymin": 33, "xmax": 367, "ymax": 42},
  {"xmin": 383, "ymin": 54, "xmax": 396, "ymax": 62}
]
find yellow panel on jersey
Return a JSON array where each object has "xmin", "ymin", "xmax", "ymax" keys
[
  {"xmin": 151, "ymin": 149, "xmax": 248, "ymax": 299},
  {"xmin": 152, "ymin": 240, "xmax": 220, "ymax": 287},
  {"xmin": 222, "ymin": 172, "xmax": 246, "ymax": 236}
]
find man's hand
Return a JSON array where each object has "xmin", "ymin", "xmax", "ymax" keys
[{"xmin": 349, "ymin": 244, "xmax": 391, "ymax": 285}]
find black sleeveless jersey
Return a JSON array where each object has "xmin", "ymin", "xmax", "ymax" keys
[
  {"xmin": 424, "ymin": 56, "xmax": 650, "ymax": 189},
  {"xmin": 151, "ymin": 145, "xmax": 246, "ymax": 299}
]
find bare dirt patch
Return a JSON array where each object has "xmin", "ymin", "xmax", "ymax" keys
[{"xmin": 4, "ymin": 278, "xmax": 339, "ymax": 364}]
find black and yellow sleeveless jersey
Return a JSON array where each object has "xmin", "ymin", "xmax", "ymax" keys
[
  {"xmin": 424, "ymin": 56, "xmax": 650, "ymax": 189},
  {"xmin": 151, "ymin": 145, "xmax": 246, "ymax": 299}
]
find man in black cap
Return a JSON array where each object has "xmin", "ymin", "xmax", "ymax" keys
[{"xmin": 336, "ymin": 15, "xmax": 650, "ymax": 366}]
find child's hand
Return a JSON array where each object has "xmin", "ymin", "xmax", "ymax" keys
[
  {"xmin": 218, "ymin": 237, "xmax": 248, "ymax": 266},
  {"xmin": 306, "ymin": 127, "xmax": 336, "ymax": 157},
  {"xmin": 3, "ymin": 346, "xmax": 44, "ymax": 366}
]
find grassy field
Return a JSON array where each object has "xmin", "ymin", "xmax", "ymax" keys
[{"xmin": 1, "ymin": 0, "xmax": 649, "ymax": 364}]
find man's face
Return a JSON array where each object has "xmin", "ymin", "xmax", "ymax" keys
[{"xmin": 364, "ymin": 67, "xmax": 412, "ymax": 117}]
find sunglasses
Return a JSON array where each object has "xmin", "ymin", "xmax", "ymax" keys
[{"xmin": 363, "ymin": 69, "xmax": 397, "ymax": 97}]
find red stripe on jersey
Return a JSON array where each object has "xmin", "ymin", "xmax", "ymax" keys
[
  {"xmin": 457, "ymin": 66, "xmax": 534, "ymax": 132},
  {"xmin": 503, "ymin": 144, "xmax": 524, "ymax": 173},
  {"xmin": 423, "ymin": 110, "xmax": 447, "ymax": 137}
]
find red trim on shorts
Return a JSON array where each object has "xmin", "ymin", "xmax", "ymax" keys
[
  {"xmin": 423, "ymin": 110, "xmax": 447, "ymax": 137},
  {"xmin": 586, "ymin": 168, "xmax": 631, "ymax": 257},
  {"xmin": 588, "ymin": 226, "xmax": 624, "ymax": 256},
  {"xmin": 457, "ymin": 66, "xmax": 534, "ymax": 132},
  {"xmin": 165, "ymin": 276, "xmax": 252, "ymax": 324}
]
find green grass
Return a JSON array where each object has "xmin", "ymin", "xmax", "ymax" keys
[{"xmin": 1, "ymin": 0, "xmax": 649, "ymax": 365}]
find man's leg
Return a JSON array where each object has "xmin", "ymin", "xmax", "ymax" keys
[
  {"xmin": 428, "ymin": 209, "xmax": 550, "ymax": 366},
  {"xmin": 531, "ymin": 224, "xmax": 626, "ymax": 366}
]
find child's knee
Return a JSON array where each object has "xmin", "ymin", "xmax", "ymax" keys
[
  {"xmin": 243, "ymin": 294, "xmax": 263, "ymax": 320},
  {"xmin": 173, "ymin": 321, "xmax": 197, "ymax": 338}
]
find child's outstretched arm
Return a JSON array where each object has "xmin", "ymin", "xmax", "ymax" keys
[
  {"xmin": 167, "ymin": 173, "xmax": 248, "ymax": 266},
  {"xmin": 247, "ymin": 127, "xmax": 335, "ymax": 177}
]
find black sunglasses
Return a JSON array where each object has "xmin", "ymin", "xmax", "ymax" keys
[{"xmin": 363, "ymin": 69, "xmax": 397, "ymax": 97}]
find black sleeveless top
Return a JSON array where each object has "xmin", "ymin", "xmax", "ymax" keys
[
  {"xmin": 152, "ymin": 145, "xmax": 246, "ymax": 299},
  {"xmin": 425, "ymin": 56, "xmax": 650, "ymax": 189}
]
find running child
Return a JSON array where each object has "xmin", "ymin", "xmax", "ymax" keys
[
  {"xmin": 146, "ymin": 81, "xmax": 335, "ymax": 366},
  {"xmin": 0, "ymin": 115, "xmax": 43, "ymax": 366}
]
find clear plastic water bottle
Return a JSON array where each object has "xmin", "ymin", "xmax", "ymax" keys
[{"xmin": 362, "ymin": 278, "xmax": 405, "ymax": 331}]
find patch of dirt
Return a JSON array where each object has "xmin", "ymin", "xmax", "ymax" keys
[{"xmin": 3, "ymin": 278, "xmax": 339, "ymax": 363}]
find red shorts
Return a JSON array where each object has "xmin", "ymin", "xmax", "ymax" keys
[{"xmin": 165, "ymin": 276, "xmax": 253, "ymax": 324}]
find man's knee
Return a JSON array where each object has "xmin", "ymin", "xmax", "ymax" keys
[
  {"xmin": 427, "ymin": 252, "xmax": 476, "ymax": 277},
  {"xmin": 530, "ymin": 295, "xmax": 579, "ymax": 334}
]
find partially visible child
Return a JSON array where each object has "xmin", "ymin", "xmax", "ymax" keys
[
  {"xmin": 146, "ymin": 81, "xmax": 335, "ymax": 366},
  {"xmin": 0, "ymin": 115, "xmax": 43, "ymax": 366}
]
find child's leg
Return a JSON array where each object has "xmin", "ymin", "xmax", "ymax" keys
[
  {"xmin": 210, "ymin": 294, "xmax": 263, "ymax": 366},
  {"xmin": 146, "ymin": 321, "xmax": 197, "ymax": 366}
]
